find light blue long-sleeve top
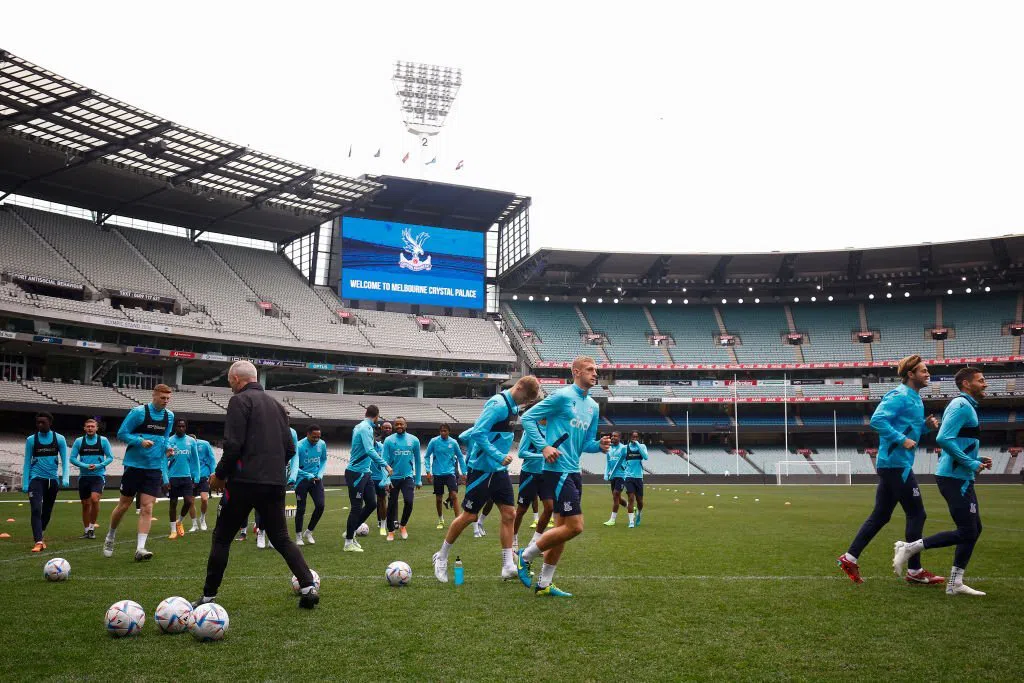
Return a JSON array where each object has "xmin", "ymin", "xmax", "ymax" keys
[
  {"xmin": 22, "ymin": 431, "xmax": 69, "ymax": 491},
  {"xmin": 936, "ymin": 392, "xmax": 983, "ymax": 485},
  {"xmin": 70, "ymin": 435, "xmax": 114, "ymax": 479},
  {"xmin": 521, "ymin": 384, "xmax": 603, "ymax": 474},
  {"xmin": 383, "ymin": 432, "xmax": 422, "ymax": 485}
]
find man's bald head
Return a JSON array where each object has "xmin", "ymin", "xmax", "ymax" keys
[{"xmin": 228, "ymin": 360, "xmax": 258, "ymax": 393}]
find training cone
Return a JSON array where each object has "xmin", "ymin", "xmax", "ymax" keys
[
  {"xmin": 0, "ymin": 532, "xmax": 10, "ymax": 538},
  {"xmin": 707, "ymin": 505, "xmax": 714, "ymax": 509},
  {"xmin": 6, "ymin": 518, "xmax": 14, "ymax": 522},
  {"xmin": 784, "ymin": 502, "xmax": 791, "ymax": 506}
]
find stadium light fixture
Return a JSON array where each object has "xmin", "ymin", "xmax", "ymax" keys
[
  {"xmin": 682, "ymin": 288, "xmax": 687, "ymax": 293},
  {"xmin": 512, "ymin": 295, "xmax": 518, "ymax": 300},
  {"xmin": 793, "ymin": 297, "xmax": 799, "ymax": 303},
  {"xmin": 816, "ymin": 285, "xmax": 821, "ymax": 291},
  {"xmin": 617, "ymin": 286, "xmax": 622, "ymax": 292},
  {"xmin": 965, "ymin": 288, "xmax": 972, "ymax": 294},
  {"xmin": 544, "ymin": 296, "xmax": 550, "ymax": 302},
  {"xmin": 947, "ymin": 289, "xmax": 953, "ymax": 295},
  {"xmin": 887, "ymin": 281, "xmax": 892, "ymax": 287},
  {"xmin": 827, "ymin": 295, "xmax": 834, "ymax": 301},
  {"xmin": 613, "ymin": 298, "xmax": 619, "ymax": 304},
  {"xmin": 904, "ymin": 292, "xmax": 910, "ymax": 298},
  {"xmin": 810, "ymin": 296, "xmax": 816, "ymax": 302},
  {"xmin": 392, "ymin": 61, "xmax": 463, "ymax": 141},
  {"xmin": 748, "ymin": 287, "xmax": 753, "ymax": 292},
  {"xmin": 683, "ymin": 299, "xmax": 689, "ymax": 304},
  {"xmin": 738, "ymin": 298, "xmax": 744, "ymax": 304},
  {"xmin": 868, "ymin": 294, "xmax": 875, "ymax": 300},
  {"xmin": 886, "ymin": 292, "xmax": 892, "ymax": 299},
  {"xmin": 651, "ymin": 299, "xmax": 657, "ymax": 305},
  {"xmin": 667, "ymin": 299, "xmax": 673, "ymax": 304},
  {"xmin": 598, "ymin": 298, "xmax": 603, "ymax": 303},
  {"xmin": 528, "ymin": 295, "xmax": 534, "ymax": 301},
  {"xmin": 754, "ymin": 298, "xmax": 760, "ymax": 304},
  {"xmin": 984, "ymin": 286, "xmax": 991, "ymax": 292},
  {"xmin": 582, "ymin": 297, "xmax": 588, "ymax": 303},
  {"xmin": 961, "ymin": 276, "xmax": 968, "ymax": 281}
]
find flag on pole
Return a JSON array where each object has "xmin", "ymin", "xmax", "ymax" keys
[
  {"xmin": 347, "ymin": 144, "xmax": 352, "ymax": 158},
  {"xmin": 455, "ymin": 160, "xmax": 464, "ymax": 170},
  {"xmin": 374, "ymin": 149, "xmax": 381, "ymax": 158},
  {"xmin": 425, "ymin": 157, "xmax": 437, "ymax": 166},
  {"xmin": 402, "ymin": 152, "xmax": 410, "ymax": 163}
]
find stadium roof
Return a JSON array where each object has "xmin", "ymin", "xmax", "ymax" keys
[
  {"xmin": 0, "ymin": 49, "xmax": 384, "ymax": 243},
  {"xmin": 499, "ymin": 234, "xmax": 1024, "ymax": 297},
  {"xmin": 355, "ymin": 175, "xmax": 529, "ymax": 232}
]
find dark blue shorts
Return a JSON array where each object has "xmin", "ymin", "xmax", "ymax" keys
[
  {"xmin": 517, "ymin": 472, "xmax": 543, "ymax": 507},
  {"xmin": 345, "ymin": 470, "xmax": 377, "ymax": 507},
  {"xmin": 169, "ymin": 477, "xmax": 194, "ymax": 498},
  {"xmin": 610, "ymin": 477, "xmax": 625, "ymax": 493},
  {"xmin": 194, "ymin": 478, "xmax": 210, "ymax": 495},
  {"xmin": 78, "ymin": 475, "xmax": 104, "ymax": 499},
  {"xmin": 432, "ymin": 473, "xmax": 458, "ymax": 496},
  {"xmin": 119, "ymin": 466, "xmax": 163, "ymax": 498},
  {"xmin": 462, "ymin": 469, "xmax": 514, "ymax": 513},
  {"xmin": 540, "ymin": 471, "xmax": 583, "ymax": 517},
  {"xmin": 625, "ymin": 478, "xmax": 644, "ymax": 497}
]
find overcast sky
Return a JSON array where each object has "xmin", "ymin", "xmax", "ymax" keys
[{"xmin": 5, "ymin": 1, "xmax": 1024, "ymax": 254}]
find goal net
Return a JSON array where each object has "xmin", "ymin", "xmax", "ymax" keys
[{"xmin": 775, "ymin": 460, "xmax": 852, "ymax": 485}]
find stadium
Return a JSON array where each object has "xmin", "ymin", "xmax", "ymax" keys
[{"xmin": 1, "ymin": 35, "xmax": 1023, "ymax": 682}]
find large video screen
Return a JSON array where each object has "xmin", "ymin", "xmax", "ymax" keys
[{"xmin": 340, "ymin": 217, "xmax": 485, "ymax": 309}]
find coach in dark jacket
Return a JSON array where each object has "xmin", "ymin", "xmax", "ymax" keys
[{"xmin": 195, "ymin": 361, "xmax": 318, "ymax": 610}]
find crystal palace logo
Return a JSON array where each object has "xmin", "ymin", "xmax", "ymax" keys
[{"xmin": 399, "ymin": 228, "xmax": 432, "ymax": 272}]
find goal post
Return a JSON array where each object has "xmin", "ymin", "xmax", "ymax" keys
[{"xmin": 775, "ymin": 460, "xmax": 852, "ymax": 485}]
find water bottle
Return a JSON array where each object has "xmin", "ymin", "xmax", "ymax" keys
[{"xmin": 453, "ymin": 556, "xmax": 464, "ymax": 586}]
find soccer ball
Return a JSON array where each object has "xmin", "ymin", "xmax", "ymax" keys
[
  {"xmin": 43, "ymin": 557, "xmax": 70, "ymax": 581},
  {"xmin": 356, "ymin": 523, "xmax": 370, "ymax": 537},
  {"xmin": 385, "ymin": 561, "xmax": 412, "ymax": 587},
  {"xmin": 154, "ymin": 596, "xmax": 192, "ymax": 634},
  {"xmin": 291, "ymin": 569, "xmax": 321, "ymax": 594},
  {"xmin": 190, "ymin": 602, "xmax": 229, "ymax": 642},
  {"xmin": 105, "ymin": 600, "xmax": 145, "ymax": 637}
]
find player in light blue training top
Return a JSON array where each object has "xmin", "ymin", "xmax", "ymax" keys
[
  {"xmin": 424, "ymin": 423, "xmax": 467, "ymax": 528},
  {"xmin": 514, "ymin": 423, "xmax": 550, "ymax": 550},
  {"xmin": 105, "ymin": 384, "xmax": 175, "ymax": 562},
  {"xmin": 188, "ymin": 433, "xmax": 218, "ymax": 532},
  {"xmin": 383, "ymin": 417, "xmax": 422, "ymax": 540},
  {"xmin": 23, "ymin": 411, "xmax": 69, "ymax": 552},
  {"xmin": 612, "ymin": 431, "xmax": 648, "ymax": 528},
  {"xmin": 291, "ymin": 425, "xmax": 328, "ymax": 546},
  {"xmin": 838, "ymin": 355, "xmax": 943, "ymax": 586},
  {"xmin": 893, "ymin": 367, "xmax": 992, "ymax": 596},
  {"xmin": 517, "ymin": 356, "xmax": 609, "ymax": 597},
  {"xmin": 70, "ymin": 417, "xmax": 113, "ymax": 539},
  {"xmin": 165, "ymin": 418, "xmax": 200, "ymax": 540},
  {"xmin": 602, "ymin": 431, "xmax": 628, "ymax": 527},
  {"xmin": 431, "ymin": 377, "xmax": 542, "ymax": 583},
  {"xmin": 343, "ymin": 405, "xmax": 391, "ymax": 552}
]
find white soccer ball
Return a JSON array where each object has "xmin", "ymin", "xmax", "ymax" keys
[
  {"xmin": 356, "ymin": 523, "xmax": 370, "ymax": 537},
  {"xmin": 190, "ymin": 602, "xmax": 229, "ymax": 642},
  {"xmin": 105, "ymin": 600, "xmax": 145, "ymax": 637},
  {"xmin": 291, "ymin": 569, "xmax": 321, "ymax": 594},
  {"xmin": 385, "ymin": 560, "xmax": 412, "ymax": 587},
  {"xmin": 154, "ymin": 596, "xmax": 192, "ymax": 634},
  {"xmin": 43, "ymin": 557, "xmax": 70, "ymax": 581}
]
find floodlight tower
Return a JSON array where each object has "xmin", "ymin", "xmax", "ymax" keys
[{"xmin": 392, "ymin": 60, "xmax": 462, "ymax": 155}]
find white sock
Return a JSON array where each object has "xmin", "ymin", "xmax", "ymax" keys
[
  {"xmin": 84, "ymin": 526, "xmax": 90, "ymax": 533},
  {"xmin": 439, "ymin": 540, "xmax": 453, "ymax": 561},
  {"xmin": 530, "ymin": 532, "xmax": 543, "ymax": 546},
  {"xmin": 538, "ymin": 562, "xmax": 557, "ymax": 588},
  {"xmin": 522, "ymin": 541, "xmax": 541, "ymax": 562},
  {"xmin": 533, "ymin": 513, "xmax": 539, "ymax": 522},
  {"xmin": 438, "ymin": 517, "xmax": 444, "ymax": 523},
  {"xmin": 136, "ymin": 533, "xmax": 148, "ymax": 551},
  {"xmin": 628, "ymin": 512, "xmax": 635, "ymax": 524},
  {"xmin": 106, "ymin": 528, "xmax": 116, "ymax": 542},
  {"xmin": 478, "ymin": 513, "xmax": 487, "ymax": 525},
  {"xmin": 908, "ymin": 567, "xmax": 924, "ymax": 576},
  {"xmin": 843, "ymin": 552, "xmax": 858, "ymax": 564},
  {"xmin": 609, "ymin": 512, "xmax": 617, "ymax": 521},
  {"xmin": 908, "ymin": 539, "xmax": 925, "ymax": 554},
  {"xmin": 200, "ymin": 513, "xmax": 206, "ymax": 523},
  {"xmin": 501, "ymin": 547, "xmax": 514, "ymax": 571},
  {"xmin": 170, "ymin": 522, "xmax": 177, "ymax": 534},
  {"xmin": 950, "ymin": 566, "xmax": 964, "ymax": 585},
  {"xmin": 380, "ymin": 520, "xmax": 386, "ymax": 529}
]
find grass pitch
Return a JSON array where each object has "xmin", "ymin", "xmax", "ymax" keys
[{"xmin": 0, "ymin": 484, "xmax": 1022, "ymax": 681}]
